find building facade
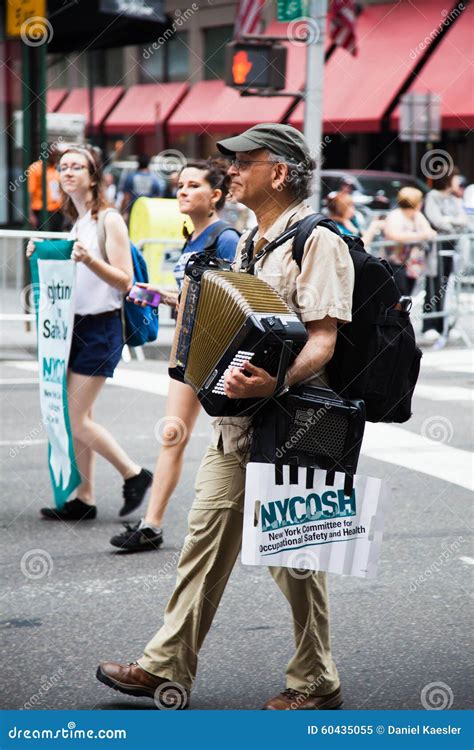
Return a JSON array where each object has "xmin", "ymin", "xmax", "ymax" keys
[{"xmin": 1, "ymin": 0, "xmax": 473, "ymax": 226}]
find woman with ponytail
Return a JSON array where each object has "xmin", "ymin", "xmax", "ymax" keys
[{"xmin": 110, "ymin": 158, "xmax": 240, "ymax": 552}]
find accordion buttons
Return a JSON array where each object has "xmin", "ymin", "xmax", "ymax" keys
[{"xmin": 210, "ymin": 351, "xmax": 255, "ymax": 394}]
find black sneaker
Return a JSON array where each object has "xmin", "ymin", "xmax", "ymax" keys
[
  {"xmin": 110, "ymin": 521, "xmax": 163, "ymax": 552},
  {"xmin": 119, "ymin": 469, "xmax": 153, "ymax": 517},
  {"xmin": 40, "ymin": 498, "xmax": 97, "ymax": 521}
]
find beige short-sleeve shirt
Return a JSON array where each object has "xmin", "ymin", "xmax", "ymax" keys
[{"xmin": 212, "ymin": 200, "xmax": 355, "ymax": 454}]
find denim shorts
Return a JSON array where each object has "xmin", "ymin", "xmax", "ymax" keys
[{"xmin": 68, "ymin": 310, "xmax": 123, "ymax": 378}]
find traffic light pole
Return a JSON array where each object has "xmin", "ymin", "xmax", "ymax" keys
[{"xmin": 304, "ymin": 0, "xmax": 328, "ymax": 211}]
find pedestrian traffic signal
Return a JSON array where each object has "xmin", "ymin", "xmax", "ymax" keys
[{"xmin": 225, "ymin": 41, "xmax": 287, "ymax": 91}]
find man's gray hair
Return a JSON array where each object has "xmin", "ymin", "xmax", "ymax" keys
[{"xmin": 268, "ymin": 151, "xmax": 316, "ymax": 201}]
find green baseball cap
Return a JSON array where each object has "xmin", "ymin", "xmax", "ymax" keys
[{"xmin": 216, "ymin": 123, "xmax": 310, "ymax": 165}]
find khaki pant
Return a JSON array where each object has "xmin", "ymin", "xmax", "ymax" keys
[{"xmin": 138, "ymin": 445, "xmax": 340, "ymax": 695}]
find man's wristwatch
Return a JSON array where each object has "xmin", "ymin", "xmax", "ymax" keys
[{"xmin": 274, "ymin": 373, "xmax": 290, "ymax": 397}]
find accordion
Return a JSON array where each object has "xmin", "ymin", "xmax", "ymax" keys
[
  {"xmin": 250, "ymin": 385, "xmax": 366, "ymax": 495},
  {"xmin": 169, "ymin": 258, "xmax": 307, "ymax": 416}
]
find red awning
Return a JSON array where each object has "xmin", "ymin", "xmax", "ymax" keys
[
  {"xmin": 167, "ymin": 20, "xmax": 308, "ymax": 137},
  {"xmin": 167, "ymin": 80, "xmax": 297, "ymax": 137},
  {"xmin": 104, "ymin": 82, "xmax": 188, "ymax": 135},
  {"xmin": 56, "ymin": 86, "xmax": 125, "ymax": 128},
  {"xmin": 290, "ymin": 0, "xmax": 450, "ymax": 133},
  {"xmin": 391, "ymin": 3, "xmax": 474, "ymax": 131},
  {"xmin": 47, "ymin": 89, "xmax": 68, "ymax": 112}
]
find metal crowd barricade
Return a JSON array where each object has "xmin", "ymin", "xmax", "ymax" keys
[
  {"xmin": 2, "ymin": 229, "xmax": 473, "ymax": 353},
  {"xmin": 0, "ymin": 229, "xmax": 69, "ymax": 329},
  {"xmin": 0, "ymin": 229, "xmax": 182, "ymax": 361},
  {"xmin": 367, "ymin": 232, "xmax": 474, "ymax": 348}
]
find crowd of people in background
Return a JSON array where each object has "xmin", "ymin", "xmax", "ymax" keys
[
  {"xmin": 325, "ymin": 166, "xmax": 471, "ymax": 341},
  {"xmin": 27, "ymin": 144, "xmax": 472, "ymax": 347}
]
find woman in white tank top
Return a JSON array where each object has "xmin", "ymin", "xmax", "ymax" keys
[{"xmin": 27, "ymin": 144, "xmax": 153, "ymax": 522}]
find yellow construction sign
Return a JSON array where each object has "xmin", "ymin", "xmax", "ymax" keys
[
  {"xmin": 129, "ymin": 198, "xmax": 193, "ymax": 288},
  {"xmin": 6, "ymin": 0, "xmax": 47, "ymax": 38}
]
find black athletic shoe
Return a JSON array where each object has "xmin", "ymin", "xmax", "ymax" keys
[
  {"xmin": 40, "ymin": 498, "xmax": 97, "ymax": 521},
  {"xmin": 110, "ymin": 521, "xmax": 163, "ymax": 552},
  {"xmin": 119, "ymin": 469, "xmax": 153, "ymax": 517}
]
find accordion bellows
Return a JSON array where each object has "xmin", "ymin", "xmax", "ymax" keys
[
  {"xmin": 183, "ymin": 272, "xmax": 291, "ymax": 390},
  {"xmin": 169, "ymin": 268, "xmax": 307, "ymax": 416}
]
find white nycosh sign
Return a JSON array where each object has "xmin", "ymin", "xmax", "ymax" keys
[{"xmin": 242, "ymin": 463, "xmax": 385, "ymax": 579}]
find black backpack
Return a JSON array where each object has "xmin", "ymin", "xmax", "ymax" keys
[{"xmin": 243, "ymin": 214, "xmax": 422, "ymax": 423}]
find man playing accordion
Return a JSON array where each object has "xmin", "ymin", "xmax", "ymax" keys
[{"xmin": 97, "ymin": 124, "xmax": 354, "ymax": 710}]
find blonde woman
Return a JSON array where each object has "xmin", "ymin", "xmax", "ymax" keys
[
  {"xmin": 27, "ymin": 144, "xmax": 153, "ymax": 521},
  {"xmin": 383, "ymin": 187, "xmax": 436, "ymax": 296}
]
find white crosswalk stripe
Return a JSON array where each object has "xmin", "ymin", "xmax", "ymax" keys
[
  {"xmin": 363, "ymin": 423, "xmax": 473, "ymax": 492},
  {"xmin": 421, "ymin": 348, "xmax": 473, "ymax": 373},
  {"xmin": 414, "ymin": 384, "xmax": 472, "ymax": 401}
]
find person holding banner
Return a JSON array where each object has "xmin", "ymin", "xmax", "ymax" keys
[
  {"xmin": 110, "ymin": 158, "xmax": 239, "ymax": 552},
  {"xmin": 27, "ymin": 143, "xmax": 153, "ymax": 522},
  {"xmin": 97, "ymin": 125, "xmax": 354, "ymax": 710}
]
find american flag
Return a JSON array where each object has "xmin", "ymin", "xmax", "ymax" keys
[
  {"xmin": 328, "ymin": 0, "xmax": 358, "ymax": 56},
  {"xmin": 234, "ymin": 0, "xmax": 266, "ymax": 39}
]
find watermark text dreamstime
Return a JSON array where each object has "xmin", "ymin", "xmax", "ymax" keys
[
  {"xmin": 8, "ymin": 723, "xmax": 126, "ymax": 740},
  {"xmin": 409, "ymin": 3, "xmax": 465, "ymax": 59},
  {"xmin": 410, "ymin": 536, "xmax": 464, "ymax": 592},
  {"xmin": 24, "ymin": 669, "xmax": 65, "ymax": 710},
  {"xmin": 143, "ymin": 4, "xmax": 198, "ymax": 59}
]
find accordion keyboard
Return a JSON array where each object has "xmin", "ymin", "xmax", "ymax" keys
[{"xmin": 211, "ymin": 350, "xmax": 255, "ymax": 395}]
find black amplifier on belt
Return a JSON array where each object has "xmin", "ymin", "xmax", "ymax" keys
[{"xmin": 250, "ymin": 385, "xmax": 366, "ymax": 495}]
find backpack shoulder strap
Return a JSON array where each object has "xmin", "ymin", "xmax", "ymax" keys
[
  {"xmin": 244, "ymin": 213, "xmax": 343, "ymax": 274},
  {"xmin": 202, "ymin": 220, "xmax": 238, "ymax": 254},
  {"xmin": 291, "ymin": 213, "xmax": 342, "ymax": 269},
  {"xmin": 97, "ymin": 207, "xmax": 120, "ymax": 262}
]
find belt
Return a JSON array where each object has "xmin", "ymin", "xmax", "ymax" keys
[{"xmin": 74, "ymin": 309, "xmax": 121, "ymax": 322}]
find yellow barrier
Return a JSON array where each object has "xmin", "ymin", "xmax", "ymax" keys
[{"xmin": 129, "ymin": 197, "xmax": 193, "ymax": 287}]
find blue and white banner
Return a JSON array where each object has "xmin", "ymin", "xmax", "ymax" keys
[
  {"xmin": 242, "ymin": 463, "xmax": 385, "ymax": 578},
  {"xmin": 30, "ymin": 241, "xmax": 81, "ymax": 507}
]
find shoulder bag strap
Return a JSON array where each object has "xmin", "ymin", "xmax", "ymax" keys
[
  {"xmin": 241, "ymin": 226, "xmax": 259, "ymax": 273},
  {"xmin": 97, "ymin": 207, "xmax": 120, "ymax": 263},
  {"xmin": 244, "ymin": 213, "xmax": 342, "ymax": 275},
  {"xmin": 245, "ymin": 221, "xmax": 302, "ymax": 275}
]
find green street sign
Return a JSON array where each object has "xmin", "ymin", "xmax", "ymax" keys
[{"xmin": 277, "ymin": 0, "xmax": 307, "ymax": 21}]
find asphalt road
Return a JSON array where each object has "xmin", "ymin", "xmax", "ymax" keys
[{"xmin": 0, "ymin": 344, "xmax": 472, "ymax": 712}]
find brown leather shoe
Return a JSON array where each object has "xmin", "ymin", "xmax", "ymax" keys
[
  {"xmin": 263, "ymin": 686, "xmax": 343, "ymax": 710},
  {"xmin": 96, "ymin": 661, "xmax": 189, "ymax": 708}
]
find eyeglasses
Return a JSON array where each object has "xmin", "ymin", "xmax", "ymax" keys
[
  {"xmin": 230, "ymin": 158, "xmax": 275, "ymax": 170},
  {"xmin": 57, "ymin": 165, "xmax": 87, "ymax": 173}
]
